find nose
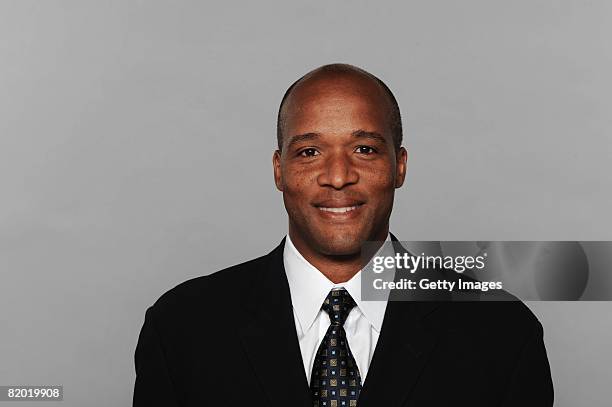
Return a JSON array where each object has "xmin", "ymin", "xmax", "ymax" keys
[{"xmin": 317, "ymin": 151, "xmax": 359, "ymax": 189}]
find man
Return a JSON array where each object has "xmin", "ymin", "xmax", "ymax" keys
[{"xmin": 133, "ymin": 64, "xmax": 553, "ymax": 406}]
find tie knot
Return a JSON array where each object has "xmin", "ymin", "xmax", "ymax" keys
[{"xmin": 321, "ymin": 288, "xmax": 357, "ymax": 326}]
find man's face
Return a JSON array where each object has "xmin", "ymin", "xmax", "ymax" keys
[{"xmin": 273, "ymin": 74, "xmax": 407, "ymax": 256}]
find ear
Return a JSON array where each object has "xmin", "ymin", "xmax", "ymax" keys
[
  {"xmin": 273, "ymin": 150, "xmax": 284, "ymax": 191},
  {"xmin": 395, "ymin": 147, "xmax": 408, "ymax": 188}
]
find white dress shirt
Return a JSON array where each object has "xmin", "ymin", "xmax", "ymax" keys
[{"xmin": 283, "ymin": 233, "xmax": 392, "ymax": 384}]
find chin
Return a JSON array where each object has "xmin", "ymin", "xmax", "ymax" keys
[{"xmin": 316, "ymin": 230, "xmax": 364, "ymax": 256}]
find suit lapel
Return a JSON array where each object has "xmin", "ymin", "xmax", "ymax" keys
[
  {"xmin": 357, "ymin": 234, "xmax": 442, "ymax": 407},
  {"xmin": 358, "ymin": 301, "xmax": 440, "ymax": 407},
  {"xmin": 238, "ymin": 238, "xmax": 312, "ymax": 407}
]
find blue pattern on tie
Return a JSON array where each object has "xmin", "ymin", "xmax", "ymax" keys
[{"xmin": 310, "ymin": 288, "xmax": 362, "ymax": 407}]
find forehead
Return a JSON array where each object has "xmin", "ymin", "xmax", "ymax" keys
[{"xmin": 282, "ymin": 75, "xmax": 392, "ymax": 137}]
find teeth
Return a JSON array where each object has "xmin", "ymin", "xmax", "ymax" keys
[{"xmin": 318, "ymin": 205, "xmax": 359, "ymax": 213}]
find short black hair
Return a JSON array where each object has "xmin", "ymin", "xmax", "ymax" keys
[{"xmin": 276, "ymin": 63, "xmax": 403, "ymax": 152}]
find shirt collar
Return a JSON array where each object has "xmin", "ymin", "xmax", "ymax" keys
[{"xmin": 283, "ymin": 233, "xmax": 392, "ymax": 334}]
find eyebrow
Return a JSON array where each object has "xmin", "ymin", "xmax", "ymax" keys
[
  {"xmin": 287, "ymin": 129, "xmax": 388, "ymax": 149},
  {"xmin": 287, "ymin": 132, "xmax": 320, "ymax": 149},
  {"xmin": 351, "ymin": 129, "xmax": 387, "ymax": 145}
]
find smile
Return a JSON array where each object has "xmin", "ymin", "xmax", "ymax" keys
[{"xmin": 318, "ymin": 205, "xmax": 361, "ymax": 213}]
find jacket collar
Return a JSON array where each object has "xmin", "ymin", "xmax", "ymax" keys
[
  {"xmin": 357, "ymin": 233, "xmax": 442, "ymax": 407},
  {"xmin": 239, "ymin": 234, "xmax": 443, "ymax": 407}
]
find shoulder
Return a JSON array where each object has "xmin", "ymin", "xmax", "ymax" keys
[
  {"xmin": 436, "ymin": 296, "xmax": 543, "ymax": 345},
  {"xmin": 146, "ymin": 251, "xmax": 272, "ymax": 323},
  {"xmin": 433, "ymin": 268, "xmax": 543, "ymax": 335},
  {"xmin": 417, "ymin": 269, "xmax": 543, "ymax": 337}
]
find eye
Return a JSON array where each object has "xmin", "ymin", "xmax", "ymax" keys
[
  {"xmin": 355, "ymin": 145, "xmax": 377, "ymax": 155},
  {"xmin": 298, "ymin": 148, "xmax": 320, "ymax": 157}
]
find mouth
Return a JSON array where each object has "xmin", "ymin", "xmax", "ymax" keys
[
  {"xmin": 313, "ymin": 201, "xmax": 365, "ymax": 220},
  {"xmin": 317, "ymin": 205, "xmax": 362, "ymax": 213}
]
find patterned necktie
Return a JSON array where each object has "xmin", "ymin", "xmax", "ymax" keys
[{"xmin": 310, "ymin": 288, "xmax": 362, "ymax": 407}]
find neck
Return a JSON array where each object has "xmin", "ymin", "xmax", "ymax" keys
[{"xmin": 288, "ymin": 227, "xmax": 389, "ymax": 284}]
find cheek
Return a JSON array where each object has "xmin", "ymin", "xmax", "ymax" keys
[
  {"xmin": 282, "ymin": 169, "xmax": 316, "ymax": 199},
  {"xmin": 363, "ymin": 164, "xmax": 396, "ymax": 190},
  {"xmin": 282, "ymin": 162, "xmax": 395, "ymax": 196}
]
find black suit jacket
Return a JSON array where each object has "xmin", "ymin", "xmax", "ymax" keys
[{"xmin": 134, "ymin": 234, "xmax": 554, "ymax": 406}]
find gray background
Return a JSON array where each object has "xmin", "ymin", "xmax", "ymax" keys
[{"xmin": 1, "ymin": 1, "xmax": 610, "ymax": 406}]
